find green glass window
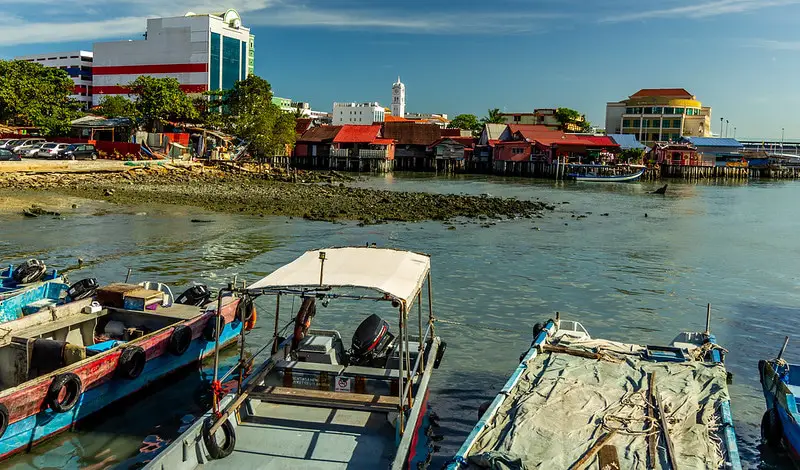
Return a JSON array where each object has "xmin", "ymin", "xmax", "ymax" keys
[
  {"xmin": 664, "ymin": 107, "xmax": 674, "ymax": 114},
  {"xmin": 222, "ymin": 36, "xmax": 241, "ymax": 90},
  {"xmin": 644, "ymin": 107, "xmax": 653, "ymax": 114},
  {"xmin": 240, "ymin": 42, "xmax": 247, "ymax": 80},
  {"xmin": 632, "ymin": 119, "xmax": 640, "ymax": 127},
  {"xmin": 623, "ymin": 119, "xmax": 630, "ymax": 127},
  {"xmin": 210, "ymin": 33, "xmax": 221, "ymax": 90},
  {"xmin": 626, "ymin": 107, "xmax": 633, "ymax": 114},
  {"xmin": 653, "ymin": 106, "xmax": 662, "ymax": 114},
  {"xmin": 675, "ymin": 108, "xmax": 684, "ymax": 114},
  {"xmin": 674, "ymin": 119, "xmax": 682, "ymax": 128}
]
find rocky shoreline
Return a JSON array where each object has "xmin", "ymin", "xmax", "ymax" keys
[{"xmin": 0, "ymin": 164, "xmax": 553, "ymax": 222}]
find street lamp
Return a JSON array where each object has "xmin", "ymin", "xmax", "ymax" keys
[
  {"xmin": 734, "ymin": 127, "xmax": 737, "ymax": 138},
  {"xmin": 725, "ymin": 120, "xmax": 729, "ymax": 138},
  {"xmin": 720, "ymin": 117, "xmax": 723, "ymax": 138}
]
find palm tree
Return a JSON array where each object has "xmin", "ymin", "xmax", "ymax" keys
[{"xmin": 481, "ymin": 108, "xmax": 504, "ymax": 124}]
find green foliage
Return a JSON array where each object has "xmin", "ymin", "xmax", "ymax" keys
[
  {"xmin": 481, "ymin": 108, "xmax": 505, "ymax": 124},
  {"xmin": 449, "ymin": 114, "xmax": 482, "ymax": 137},
  {"xmin": 95, "ymin": 95, "xmax": 137, "ymax": 120},
  {"xmin": 618, "ymin": 148, "xmax": 645, "ymax": 164},
  {"xmin": 555, "ymin": 107, "xmax": 582, "ymax": 124},
  {"xmin": 128, "ymin": 76, "xmax": 198, "ymax": 132},
  {"xmin": 0, "ymin": 60, "xmax": 80, "ymax": 135}
]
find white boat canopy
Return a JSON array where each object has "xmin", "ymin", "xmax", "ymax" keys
[{"xmin": 246, "ymin": 247, "xmax": 431, "ymax": 305}]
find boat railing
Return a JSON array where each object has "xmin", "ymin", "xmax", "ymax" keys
[
  {"xmin": 217, "ymin": 315, "xmax": 295, "ymax": 384},
  {"xmin": 399, "ymin": 322, "xmax": 433, "ymax": 409}
]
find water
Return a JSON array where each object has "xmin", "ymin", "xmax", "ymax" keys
[{"xmin": 2, "ymin": 175, "xmax": 799, "ymax": 469}]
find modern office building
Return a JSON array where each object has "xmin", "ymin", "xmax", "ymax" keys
[
  {"xmin": 332, "ymin": 102, "xmax": 385, "ymax": 125},
  {"xmin": 14, "ymin": 51, "xmax": 94, "ymax": 109},
  {"xmin": 91, "ymin": 9, "xmax": 254, "ymax": 105},
  {"xmin": 605, "ymin": 88, "xmax": 712, "ymax": 146}
]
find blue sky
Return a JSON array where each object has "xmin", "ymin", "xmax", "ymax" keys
[{"xmin": 1, "ymin": 0, "xmax": 799, "ymax": 139}]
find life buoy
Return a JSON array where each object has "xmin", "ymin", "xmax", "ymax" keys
[
  {"xmin": 292, "ymin": 298, "xmax": 316, "ymax": 349},
  {"xmin": 0, "ymin": 403, "xmax": 8, "ymax": 439},
  {"xmin": 236, "ymin": 296, "xmax": 255, "ymax": 324},
  {"xmin": 47, "ymin": 373, "xmax": 82, "ymax": 413},
  {"xmin": 12, "ymin": 259, "xmax": 47, "ymax": 285},
  {"xmin": 204, "ymin": 315, "xmax": 226, "ymax": 341},
  {"xmin": 244, "ymin": 305, "xmax": 257, "ymax": 331},
  {"xmin": 117, "ymin": 346, "xmax": 146, "ymax": 380},
  {"xmin": 203, "ymin": 417, "xmax": 236, "ymax": 460},
  {"xmin": 168, "ymin": 325, "xmax": 192, "ymax": 355},
  {"xmin": 67, "ymin": 278, "xmax": 98, "ymax": 301}
]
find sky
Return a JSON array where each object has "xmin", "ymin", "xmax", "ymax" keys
[{"xmin": 1, "ymin": 0, "xmax": 799, "ymax": 139}]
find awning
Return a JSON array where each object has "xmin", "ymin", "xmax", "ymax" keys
[{"xmin": 247, "ymin": 247, "xmax": 431, "ymax": 304}]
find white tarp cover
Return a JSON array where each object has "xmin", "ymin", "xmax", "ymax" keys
[
  {"xmin": 247, "ymin": 247, "xmax": 430, "ymax": 304},
  {"xmin": 467, "ymin": 337, "xmax": 729, "ymax": 470}
]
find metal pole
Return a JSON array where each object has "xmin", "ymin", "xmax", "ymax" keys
[
  {"xmin": 705, "ymin": 303, "xmax": 711, "ymax": 335},
  {"xmin": 272, "ymin": 293, "xmax": 281, "ymax": 354},
  {"xmin": 398, "ymin": 303, "xmax": 405, "ymax": 433},
  {"xmin": 417, "ymin": 291, "xmax": 423, "ymax": 360},
  {"xmin": 777, "ymin": 336, "xmax": 790, "ymax": 361},
  {"xmin": 212, "ymin": 284, "xmax": 228, "ymax": 415},
  {"xmin": 237, "ymin": 294, "xmax": 248, "ymax": 394},
  {"xmin": 125, "ymin": 268, "xmax": 132, "ymax": 283},
  {"xmin": 426, "ymin": 272, "xmax": 435, "ymax": 337},
  {"xmin": 318, "ymin": 252, "xmax": 326, "ymax": 286}
]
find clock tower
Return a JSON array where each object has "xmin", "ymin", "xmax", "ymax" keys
[{"xmin": 391, "ymin": 76, "xmax": 405, "ymax": 118}]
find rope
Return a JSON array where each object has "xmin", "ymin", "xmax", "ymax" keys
[
  {"xmin": 600, "ymin": 391, "xmax": 658, "ymax": 436},
  {"xmin": 435, "ymin": 318, "xmax": 526, "ymax": 334}
]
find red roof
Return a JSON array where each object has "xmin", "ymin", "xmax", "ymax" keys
[
  {"xmin": 383, "ymin": 122, "xmax": 442, "ymax": 146},
  {"xmin": 579, "ymin": 136, "xmax": 620, "ymax": 147},
  {"xmin": 295, "ymin": 118, "xmax": 313, "ymax": 135},
  {"xmin": 298, "ymin": 125, "xmax": 342, "ymax": 143},
  {"xmin": 333, "ymin": 125, "xmax": 382, "ymax": 144},
  {"xmin": 441, "ymin": 128, "xmax": 462, "ymax": 137},
  {"xmin": 630, "ymin": 88, "xmax": 694, "ymax": 99},
  {"xmin": 507, "ymin": 124, "xmax": 566, "ymax": 143},
  {"xmin": 372, "ymin": 138, "xmax": 396, "ymax": 145},
  {"xmin": 384, "ymin": 115, "xmax": 411, "ymax": 122}
]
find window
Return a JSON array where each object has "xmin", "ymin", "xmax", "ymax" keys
[
  {"xmin": 674, "ymin": 119, "xmax": 682, "ymax": 128},
  {"xmin": 644, "ymin": 107, "xmax": 653, "ymax": 114},
  {"xmin": 210, "ymin": 32, "xmax": 221, "ymax": 90},
  {"xmin": 222, "ymin": 36, "xmax": 241, "ymax": 90},
  {"xmin": 664, "ymin": 107, "xmax": 674, "ymax": 114},
  {"xmin": 632, "ymin": 119, "xmax": 640, "ymax": 127},
  {"xmin": 653, "ymin": 107, "xmax": 662, "ymax": 114},
  {"xmin": 625, "ymin": 107, "xmax": 633, "ymax": 113},
  {"xmin": 652, "ymin": 119, "xmax": 661, "ymax": 128},
  {"xmin": 675, "ymin": 108, "xmax": 684, "ymax": 114},
  {"xmin": 650, "ymin": 133, "xmax": 659, "ymax": 141},
  {"xmin": 240, "ymin": 42, "xmax": 247, "ymax": 80},
  {"xmin": 642, "ymin": 119, "xmax": 650, "ymax": 127},
  {"xmin": 513, "ymin": 115, "xmax": 521, "ymax": 122},
  {"xmin": 622, "ymin": 119, "xmax": 630, "ymax": 127},
  {"xmin": 59, "ymin": 56, "xmax": 67, "ymax": 59}
]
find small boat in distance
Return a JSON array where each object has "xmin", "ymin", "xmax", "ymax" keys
[
  {"xmin": 145, "ymin": 247, "xmax": 445, "ymax": 470},
  {"xmin": 758, "ymin": 336, "xmax": 800, "ymax": 460},
  {"xmin": 448, "ymin": 308, "xmax": 741, "ymax": 470},
  {"xmin": 566, "ymin": 163, "xmax": 646, "ymax": 182}
]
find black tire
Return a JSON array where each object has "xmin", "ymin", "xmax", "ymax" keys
[
  {"xmin": 91, "ymin": 153, "xmax": 97, "ymax": 160},
  {"xmin": 0, "ymin": 403, "xmax": 8, "ymax": 439},
  {"xmin": 47, "ymin": 373, "xmax": 82, "ymax": 413},
  {"xmin": 203, "ymin": 417, "xmax": 236, "ymax": 460},
  {"xmin": 168, "ymin": 325, "xmax": 192, "ymax": 355},
  {"xmin": 236, "ymin": 296, "xmax": 254, "ymax": 324},
  {"xmin": 117, "ymin": 346, "xmax": 146, "ymax": 380},
  {"xmin": 762, "ymin": 408, "xmax": 784, "ymax": 449},
  {"xmin": 204, "ymin": 316, "xmax": 226, "ymax": 342}
]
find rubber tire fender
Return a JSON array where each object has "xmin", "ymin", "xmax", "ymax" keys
[
  {"xmin": 47, "ymin": 373, "xmax": 82, "ymax": 413},
  {"xmin": 761, "ymin": 407, "xmax": 784, "ymax": 450},
  {"xmin": 0, "ymin": 403, "xmax": 8, "ymax": 439},
  {"xmin": 203, "ymin": 417, "xmax": 236, "ymax": 460},
  {"xmin": 204, "ymin": 315, "xmax": 226, "ymax": 342},
  {"xmin": 117, "ymin": 346, "xmax": 146, "ymax": 380},
  {"xmin": 168, "ymin": 325, "xmax": 192, "ymax": 356}
]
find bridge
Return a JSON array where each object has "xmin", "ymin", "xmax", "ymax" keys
[{"xmin": 738, "ymin": 139, "xmax": 800, "ymax": 156}]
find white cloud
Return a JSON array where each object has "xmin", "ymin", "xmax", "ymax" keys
[
  {"xmin": 602, "ymin": 0, "xmax": 800, "ymax": 22},
  {"xmin": 0, "ymin": 17, "xmax": 146, "ymax": 46},
  {"xmin": 747, "ymin": 39, "xmax": 800, "ymax": 51}
]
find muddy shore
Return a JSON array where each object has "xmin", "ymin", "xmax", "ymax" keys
[{"xmin": 0, "ymin": 163, "xmax": 552, "ymax": 222}]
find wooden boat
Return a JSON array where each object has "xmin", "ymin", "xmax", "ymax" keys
[
  {"xmin": 448, "ymin": 310, "xmax": 741, "ymax": 470},
  {"xmin": 0, "ymin": 281, "xmax": 249, "ymax": 459},
  {"xmin": 758, "ymin": 336, "xmax": 800, "ymax": 460},
  {"xmin": 144, "ymin": 247, "xmax": 445, "ymax": 470},
  {"xmin": 566, "ymin": 163, "xmax": 646, "ymax": 182}
]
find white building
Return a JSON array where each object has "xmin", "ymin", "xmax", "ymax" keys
[
  {"xmin": 91, "ymin": 9, "xmax": 254, "ymax": 106},
  {"xmin": 332, "ymin": 102, "xmax": 385, "ymax": 125},
  {"xmin": 14, "ymin": 51, "xmax": 94, "ymax": 109},
  {"xmin": 391, "ymin": 76, "xmax": 405, "ymax": 118}
]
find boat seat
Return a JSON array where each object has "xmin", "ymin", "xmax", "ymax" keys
[
  {"xmin": 343, "ymin": 365, "xmax": 400, "ymax": 380},
  {"xmin": 275, "ymin": 359, "xmax": 345, "ymax": 375},
  {"xmin": 21, "ymin": 299, "xmax": 58, "ymax": 316},
  {"xmin": 250, "ymin": 385, "xmax": 401, "ymax": 413}
]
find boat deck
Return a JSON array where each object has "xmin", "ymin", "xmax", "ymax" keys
[{"xmin": 199, "ymin": 400, "xmax": 395, "ymax": 470}]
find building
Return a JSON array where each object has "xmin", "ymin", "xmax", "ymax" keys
[
  {"xmin": 605, "ymin": 88, "xmax": 712, "ymax": 147},
  {"xmin": 391, "ymin": 77, "xmax": 406, "ymax": 118},
  {"xmin": 499, "ymin": 109, "xmax": 585, "ymax": 132},
  {"xmin": 92, "ymin": 10, "xmax": 253, "ymax": 105},
  {"xmin": 493, "ymin": 124, "xmax": 620, "ymax": 164},
  {"xmin": 649, "ymin": 142, "xmax": 703, "ymax": 166},
  {"xmin": 14, "ymin": 51, "xmax": 94, "ymax": 109},
  {"xmin": 405, "ymin": 113, "xmax": 449, "ymax": 128},
  {"xmin": 682, "ymin": 137, "xmax": 743, "ymax": 166},
  {"xmin": 607, "ymin": 134, "xmax": 649, "ymax": 152},
  {"xmin": 293, "ymin": 125, "xmax": 395, "ymax": 172},
  {"xmin": 332, "ymin": 102, "xmax": 385, "ymax": 125}
]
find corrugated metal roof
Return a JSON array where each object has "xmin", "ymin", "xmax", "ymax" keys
[
  {"xmin": 682, "ymin": 137, "xmax": 742, "ymax": 148},
  {"xmin": 383, "ymin": 122, "xmax": 441, "ymax": 146},
  {"xmin": 298, "ymin": 125, "xmax": 342, "ymax": 143},
  {"xmin": 630, "ymin": 88, "xmax": 693, "ymax": 99},
  {"xmin": 484, "ymin": 123, "xmax": 506, "ymax": 141},
  {"xmin": 608, "ymin": 134, "xmax": 647, "ymax": 150},
  {"xmin": 333, "ymin": 125, "xmax": 382, "ymax": 144}
]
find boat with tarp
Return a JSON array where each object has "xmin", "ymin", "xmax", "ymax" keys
[
  {"xmin": 566, "ymin": 163, "xmax": 646, "ymax": 182},
  {"xmin": 758, "ymin": 336, "xmax": 800, "ymax": 461},
  {"xmin": 0, "ymin": 280, "xmax": 249, "ymax": 459},
  {"xmin": 144, "ymin": 246, "xmax": 445, "ymax": 470},
  {"xmin": 448, "ymin": 310, "xmax": 741, "ymax": 470}
]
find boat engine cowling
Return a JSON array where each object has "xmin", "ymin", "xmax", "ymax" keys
[
  {"xmin": 349, "ymin": 314, "xmax": 395, "ymax": 367},
  {"xmin": 12, "ymin": 259, "xmax": 47, "ymax": 285}
]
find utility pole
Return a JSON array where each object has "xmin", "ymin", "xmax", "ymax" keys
[
  {"xmin": 734, "ymin": 127, "xmax": 737, "ymax": 138},
  {"xmin": 719, "ymin": 117, "xmax": 723, "ymax": 138},
  {"xmin": 725, "ymin": 120, "xmax": 729, "ymax": 138}
]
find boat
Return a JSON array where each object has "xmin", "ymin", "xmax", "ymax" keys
[
  {"xmin": 758, "ymin": 336, "xmax": 800, "ymax": 460},
  {"xmin": 144, "ymin": 246, "xmax": 445, "ymax": 470},
  {"xmin": 0, "ymin": 260, "xmax": 87, "ymax": 324},
  {"xmin": 0, "ymin": 281, "xmax": 250, "ymax": 459},
  {"xmin": 566, "ymin": 163, "xmax": 646, "ymax": 182},
  {"xmin": 448, "ymin": 309, "xmax": 741, "ymax": 469}
]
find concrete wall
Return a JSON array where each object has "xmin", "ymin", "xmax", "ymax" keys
[
  {"xmin": 333, "ymin": 103, "xmax": 384, "ymax": 125},
  {"xmin": 605, "ymin": 102, "xmax": 625, "ymax": 134}
]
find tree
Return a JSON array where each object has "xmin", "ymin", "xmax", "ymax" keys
[
  {"xmin": 618, "ymin": 148, "xmax": 645, "ymax": 164},
  {"xmin": 555, "ymin": 107, "xmax": 592, "ymax": 132},
  {"xmin": 449, "ymin": 114, "xmax": 482, "ymax": 137},
  {"xmin": 481, "ymin": 108, "xmax": 505, "ymax": 124},
  {"xmin": 0, "ymin": 60, "xmax": 80, "ymax": 135},
  {"xmin": 95, "ymin": 95, "xmax": 137, "ymax": 120},
  {"xmin": 128, "ymin": 76, "xmax": 198, "ymax": 132}
]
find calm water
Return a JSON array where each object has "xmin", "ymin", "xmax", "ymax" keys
[{"xmin": 2, "ymin": 175, "xmax": 800, "ymax": 469}]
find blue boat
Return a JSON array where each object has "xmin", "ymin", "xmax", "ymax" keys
[
  {"xmin": 758, "ymin": 336, "xmax": 800, "ymax": 460},
  {"xmin": 0, "ymin": 261, "xmax": 70, "ymax": 323},
  {"xmin": 448, "ymin": 311, "xmax": 741, "ymax": 469}
]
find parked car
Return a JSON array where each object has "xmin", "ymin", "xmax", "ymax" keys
[
  {"xmin": 58, "ymin": 144, "xmax": 98, "ymax": 160},
  {"xmin": 10, "ymin": 138, "xmax": 45, "ymax": 152},
  {"xmin": 38, "ymin": 143, "xmax": 69, "ymax": 159},
  {"xmin": 0, "ymin": 149, "xmax": 21, "ymax": 161},
  {"xmin": 0, "ymin": 139, "xmax": 23, "ymax": 150},
  {"xmin": 0, "ymin": 139, "xmax": 15, "ymax": 148},
  {"xmin": 13, "ymin": 142, "xmax": 45, "ymax": 158}
]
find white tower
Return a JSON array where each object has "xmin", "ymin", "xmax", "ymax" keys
[{"xmin": 391, "ymin": 76, "xmax": 405, "ymax": 118}]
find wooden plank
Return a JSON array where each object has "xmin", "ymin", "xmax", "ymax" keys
[
  {"xmin": 598, "ymin": 445, "xmax": 620, "ymax": 470},
  {"xmin": 567, "ymin": 430, "xmax": 616, "ymax": 470},
  {"xmin": 251, "ymin": 385, "xmax": 401, "ymax": 412},
  {"xmin": 654, "ymin": 385, "xmax": 679, "ymax": 470},
  {"xmin": 647, "ymin": 372, "xmax": 658, "ymax": 469}
]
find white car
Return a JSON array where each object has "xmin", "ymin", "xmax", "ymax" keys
[
  {"xmin": 37, "ymin": 143, "xmax": 69, "ymax": 159},
  {"xmin": 14, "ymin": 142, "xmax": 46, "ymax": 158},
  {"xmin": 10, "ymin": 138, "xmax": 45, "ymax": 152}
]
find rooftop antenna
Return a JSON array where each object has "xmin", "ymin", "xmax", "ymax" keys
[{"xmin": 318, "ymin": 251, "xmax": 326, "ymax": 286}]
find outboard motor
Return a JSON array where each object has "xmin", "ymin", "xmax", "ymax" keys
[
  {"xmin": 12, "ymin": 259, "xmax": 47, "ymax": 285},
  {"xmin": 67, "ymin": 278, "xmax": 98, "ymax": 301},
  {"xmin": 349, "ymin": 314, "xmax": 395, "ymax": 367},
  {"xmin": 175, "ymin": 285, "xmax": 212, "ymax": 307}
]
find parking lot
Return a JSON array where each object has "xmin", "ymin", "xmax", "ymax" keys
[{"xmin": 0, "ymin": 158, "xmax": 131, "ymax": 173}]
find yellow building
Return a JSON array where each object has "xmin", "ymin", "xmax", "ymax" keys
[{"xmin": 605, "ymin": 89, "xmax": 712, "ymax": 146}]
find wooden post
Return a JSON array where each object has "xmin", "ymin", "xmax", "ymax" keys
[{"xmin": 777, "ymin": 336, "xmax": 790, "ymax": 361}]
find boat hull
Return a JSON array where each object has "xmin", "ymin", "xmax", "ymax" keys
[
  {"xmin": 568, "ymin": 168, "xmax": 645, "ymax": 182},
  {"xmin": 0, "ymin": 280, "xmax": 69, "ymax": 323},
  {"xmin": 758, "ymin": 359, "xmax": 800, "ymax": 460},
  {"xmin": 0, "ymin": 300, "xmax": 242, "ymax": 460}
]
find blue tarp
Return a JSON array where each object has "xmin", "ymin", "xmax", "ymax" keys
[
  {"xmin": 683, "ymin": 137, "xmax": 742, "ymax": 148},
  {"xmin": 608, "ymin": 134, "xmax": 649, "ymax": 151}
]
